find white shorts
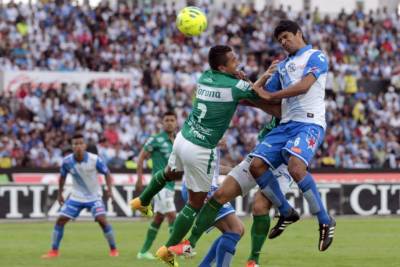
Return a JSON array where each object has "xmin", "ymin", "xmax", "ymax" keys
[
  {"xmin": 154, "ymin": 188, "xmax": 176, "ymax": 214},
  {"xmin": 168, "ymin": 132, "xmax": 217, "ymax": 192},
  {"xmin": 229, "ymin": 156, "xmax": 294, "ymax": 196}
]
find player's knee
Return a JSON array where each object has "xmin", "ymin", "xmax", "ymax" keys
[
  {"xmin": 288, "ymin": 158, "xmax": 307, "ymax": 181},
  {"xmin": 56, "ymin": 216, "xmax": 69, "ymax": 226},
  {"xmin": 164, "ymin": 167, "xmax": 183, "ymax": 181},
  {"xmin": 212, "ymin": 188, "xmax": 230, "ymax": 204},
  {"xmin": 236, "ymin": 220, "xmax": 245, "ymax": 237},
  {"xmin": 252, "ymin": 200, "xmax": 269, "ymax": 216},
  {"xmin": 249, "ymin": 157, "xmax": 268, "ymax": 178}
]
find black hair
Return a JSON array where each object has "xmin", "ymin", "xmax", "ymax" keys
[
  {"xmin": 274, "ymin": 20, "xmax": 302, "ymax": 39},
  {"xmin": 72, "ymin": 133, "xmax": 84, "ymax": 141},
  {"xmin": 208, "ymin": 45, "xmax": 232, "ymax": 71},
  {"xmin": 163, "ymin": 110, "xmax": 177, "ymax": 118}
]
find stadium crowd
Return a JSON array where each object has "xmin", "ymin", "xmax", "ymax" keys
[{"xmin": 0, "ymin": 1, "xmax": 399, "ymax": 169}]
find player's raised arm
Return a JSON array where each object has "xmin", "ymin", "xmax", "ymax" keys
[{"xmin": 136, "ymin": 148, "xmax": 151, "ymax": 193}]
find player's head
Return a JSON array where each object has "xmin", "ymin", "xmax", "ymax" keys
[
  {"xmin": 274, "ymin": 20, "xmax": 306, "ymax": 54},
  {"xmin": 162, "ymin": 111, "xmax": 177, "ymax": 134},
  {"xmin": 208, "ymin": 45, "xmax": 239, "ymax": 75},
  {"xmin": 71, "ymin": 133, "xmax": 87, "ymax": 157}
]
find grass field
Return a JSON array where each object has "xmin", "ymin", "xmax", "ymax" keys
[{"xmin": 1, "ymin": 216, "xmax": 399, "ymax": 267}]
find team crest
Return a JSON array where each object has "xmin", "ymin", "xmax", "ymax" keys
[{"xmin": 288, "ymin": 62, "xmax": 296, "ymax": 72}]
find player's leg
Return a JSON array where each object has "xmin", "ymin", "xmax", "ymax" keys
[
  {"xmin": 157, "ymin": 138, "xmax": 215, "ymax": 266},
  {"xmin": 138, "ymin": 212, "xmax": 164, "ymax": 260},
  {"xmin": 247, "ymin": 191, "xmax": 272, "ymax": 267},
  {"xmin": 131, "ymin": 133, "xmax": 185, "ymax": 216},
  {"xmin": 283, "ymin": 124, "xmax": 336, "ymax": 251},
  {"xmin": 41, "ymin": 215, "xmax": 70, "ymax": 258},
  {"xmin": 249, "ymin": 127, "xmax": 299, "ymax": 237},
  {"xmin": 165, "ymin": 211, "xmax": 176, "ymax": 235},
  {"xmin": 42, "ymin": 198, "xmax": 83, "ymax": 258},
  {"xmin": 92, "ymin": 200, "xmax": 118, "ymax": 256}
]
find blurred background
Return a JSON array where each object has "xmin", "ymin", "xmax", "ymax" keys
[{"xmin": 0, "ymin": 0, "xmax": 399, "ymax": 219}]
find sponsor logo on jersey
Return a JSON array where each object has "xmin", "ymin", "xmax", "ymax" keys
[
  {"xmin": 196, "ymin": 84, "xmax": 233, "ymax": 102},
  {"xmin": 235, "ymin": 80, "xmax": 251, "ymax": 91}
]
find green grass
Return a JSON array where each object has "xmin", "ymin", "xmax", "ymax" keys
[{"xmin": 1, "ymin": 217, "xmax": 399, "ymax": 267}]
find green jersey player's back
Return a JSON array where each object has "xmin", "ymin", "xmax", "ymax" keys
[{"xmin": 181, "ymin": 69, "xmax": 258, "ymax": 149}]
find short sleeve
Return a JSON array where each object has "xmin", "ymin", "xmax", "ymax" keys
[
  {"xmin": 96, "ymin": 157, "xmax": 110, "ymax": 175},
  {"xmin": 303, "ymin": 51, "xmax": 329, "ymax": 79},
  {"xmin": 233, "ymin": 79, "xmax": 258, "ymax": 100},
  {"xmin": 264, "ymin": 71, "xmax": 282, "ymax": 92},
  {"xmin": 143, "ymin": 136, "xmax": 156, "ymax": 152},
  {"xmin": 60, "ymin": 161, "xmax": 69, "ymax": 178}
]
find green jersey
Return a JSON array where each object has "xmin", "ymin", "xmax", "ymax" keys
[
  {"xmin": 258, "ymin": 117, "xmax": 280, "ymax": 141},
  {"xmin": 143, "ymin": 131, "xmax": 175, "ymax": 190},
  {"xmin": 181, "ymin": 70, "xmax": 258, "ymax": 149}
]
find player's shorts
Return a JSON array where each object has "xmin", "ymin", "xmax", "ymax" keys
[
  {"xmin": 60, "ymin": 198, "xmax": 106, "ymax": 219},
  {"xmin": 229, "ymin": 155, "xmax": 294, "ymax": 197},
  {"xmin": 180, "ymin": 182, "xmax": 235, "ymax": 223},
  {"xmin": 168, "ymin": 131, "xmax": 217, "ymax": 192},
  {"xmin": 154, "ymin": 188, "xmax": 176, "ymax": 214},
  {"xmin": 250, "ymin": 121, "xmax": 325, "ymax": 168}
]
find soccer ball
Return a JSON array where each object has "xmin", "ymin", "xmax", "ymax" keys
[{"xmin": 176, "ymin": 6, "xmax": 207, "ymax": 37}]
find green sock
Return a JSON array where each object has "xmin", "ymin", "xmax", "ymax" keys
[
  {"xmin": 140, "ymin": 170, "xmax": 166, "ymax": 206},
  {"xmin": 188, "ymin": 197, "xmax": 222, "ymax": 248},
  {"xmin": 165, "ymin": 204, "xmax": 199, "ymax": 247},
  {"xmin": 168, "ymin": 222, "xmax": 174, "ymax": 235},
  {"xmin": 248, "ymin": 214, "xmax": 270, "ymax": 263},
  {"xmin": 140, "ymin": 221, "xmax": 160, "ymax": 253}
]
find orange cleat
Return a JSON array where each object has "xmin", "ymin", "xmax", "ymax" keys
[
  {"xmin": 109, "ymin": 249, "xmax": 119, "ymax": 257},
  {"xmin": 41, "ymin": 249, "xmax": 59, "ymax": 259},
  {"xmin": 168, "ymin": 240, "xmax": 194, "ymax": 258},
  {"xmin": 246, "ymin": 260, "xmax": 260, "ymax": 267}
]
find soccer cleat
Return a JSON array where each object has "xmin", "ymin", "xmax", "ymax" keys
[
  {"xmin": 168, "ymin": 240, "xmax": 195, "ymax": 258},
  {"xmin": 41, "ymin": 249, "xmax": 59, "ymax": 259},
  {"xmin": 156, "ymin": 245, "xmax": 179, "ymax": 267},
  {"xmin": 109, "ymin": 249, "xmax": 119, "ymax": 257},
  {"xmin": 137, "ymin": 251, "xmax": 156, "ymax": 260},
  {"xmin": 268, "ymin": 208, "xmax": 300, "ymax": 239},
  {"xmin": 130, "ymin": 197, "xmax": 153, "ymax": 217},
  {"xmin": 246, "ymin": 260, "xmax": 260, "ymax": 267},
  {"xmin": 318, "ymin": 217, "xmax": 336, "ymax": 251}
]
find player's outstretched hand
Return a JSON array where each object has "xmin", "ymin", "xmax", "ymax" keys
[
  {"xmin": 265, "ymin": 60, "xmax": 279, "ymax": 76},
  {"xmin": 57, "ymin": 193, "xmax": 64, "ymax": 206}
]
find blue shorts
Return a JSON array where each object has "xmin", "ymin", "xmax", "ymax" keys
[
  {"xmin": 60, "ymin": 199, "xmax": 107, "ymax": 219},
  {"xmin": 181, "ymin": 183, "xmax": 235, "ymax": 223},
  {"xmin": 250, "ymin": 121, "xmax": 325, "ymax": 168}
]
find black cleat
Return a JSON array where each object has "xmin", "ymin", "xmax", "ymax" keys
[
  {"xmin": 268, "ymin": 208, "xmax": 300, "ymax": 239},
  {"xmin": 318, "ymin": 216, "xmax": 336, "ymax": 251}
]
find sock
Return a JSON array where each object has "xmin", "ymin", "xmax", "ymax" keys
[
  {"xmin": 248, "ymin": 215, "xmax": 270, "ymax": 263},
  {"xmin": 140, "ymin": 170, "xmax": 166, "ymax": 206},
  {"xmin": 51, "ymin": 224, "xmax": 64, "ymax": 250},
  {"xmin": 103, "ymin": 224, "xmax": 116, "ymax": 250},
  {"xmin": 199, "ymin": 235, "xmax": 223, "ymax": 267},
  {"xmin": 168, "ymin": 222, "xmax": 174, "ymax": 235},
  {"xmin": 188, "ymin": 198, "xmax": 223, "ymax": 248},
  {"xmin": 165, "ymin": 204, "xmax": 199, "ymax": 247},
  {"xmin": 140, "ymin": 221, "xmax": 160, "ymax": 253},
  {"xmin": 216, "ymin": 232, "xmax": 241, "ymax": 267},
  {"xmin": 298, "ymin": 173, "xmax": 330, "ymax": 224},
  {"xmin": 256, "ymin": 170, "xmax": 291, "ymax": 216}
]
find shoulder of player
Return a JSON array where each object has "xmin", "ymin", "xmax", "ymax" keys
[{"xmin": 62, "ymin": 154, "xmax": 74, "ymax": 165}]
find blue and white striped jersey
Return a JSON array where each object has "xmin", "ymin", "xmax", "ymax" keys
[
  {"xmin": 60, "ymin": 152, "xmax": 109, "ymax": 202},
  {"xmin": 265, "ymin": 45, "xmax": 328, "ymax": 129}
]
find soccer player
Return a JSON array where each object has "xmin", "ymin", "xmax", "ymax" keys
[
  {"xmin": 130, "ymin": 45, "xmax": 278, "ymax": 266},
  {"xmin": 170, "ymin": 118, "xmax": 295, "ymax": 267},
  {"xmin": 135, "ymin": 111, "xmax": 178, "ymax": 260},
  {"xmin": 176, "ymin": 20, "xmax": 336, "ymax": 258},
  {"xmin": 41, "ymin": 133, "xmax": 118, "ymax": 258}
]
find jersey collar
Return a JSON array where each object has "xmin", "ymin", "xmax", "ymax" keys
[
  {"xmin": 289, "ymin": 44, "xmax": 312, "ymax": 58},
  {"xmin": 73, "ymin": 152, "xmax": 89, "ymax": 163},
  {"xmin": 210, "ymin": 69, "xmax": 236, "ymax": 79}
]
